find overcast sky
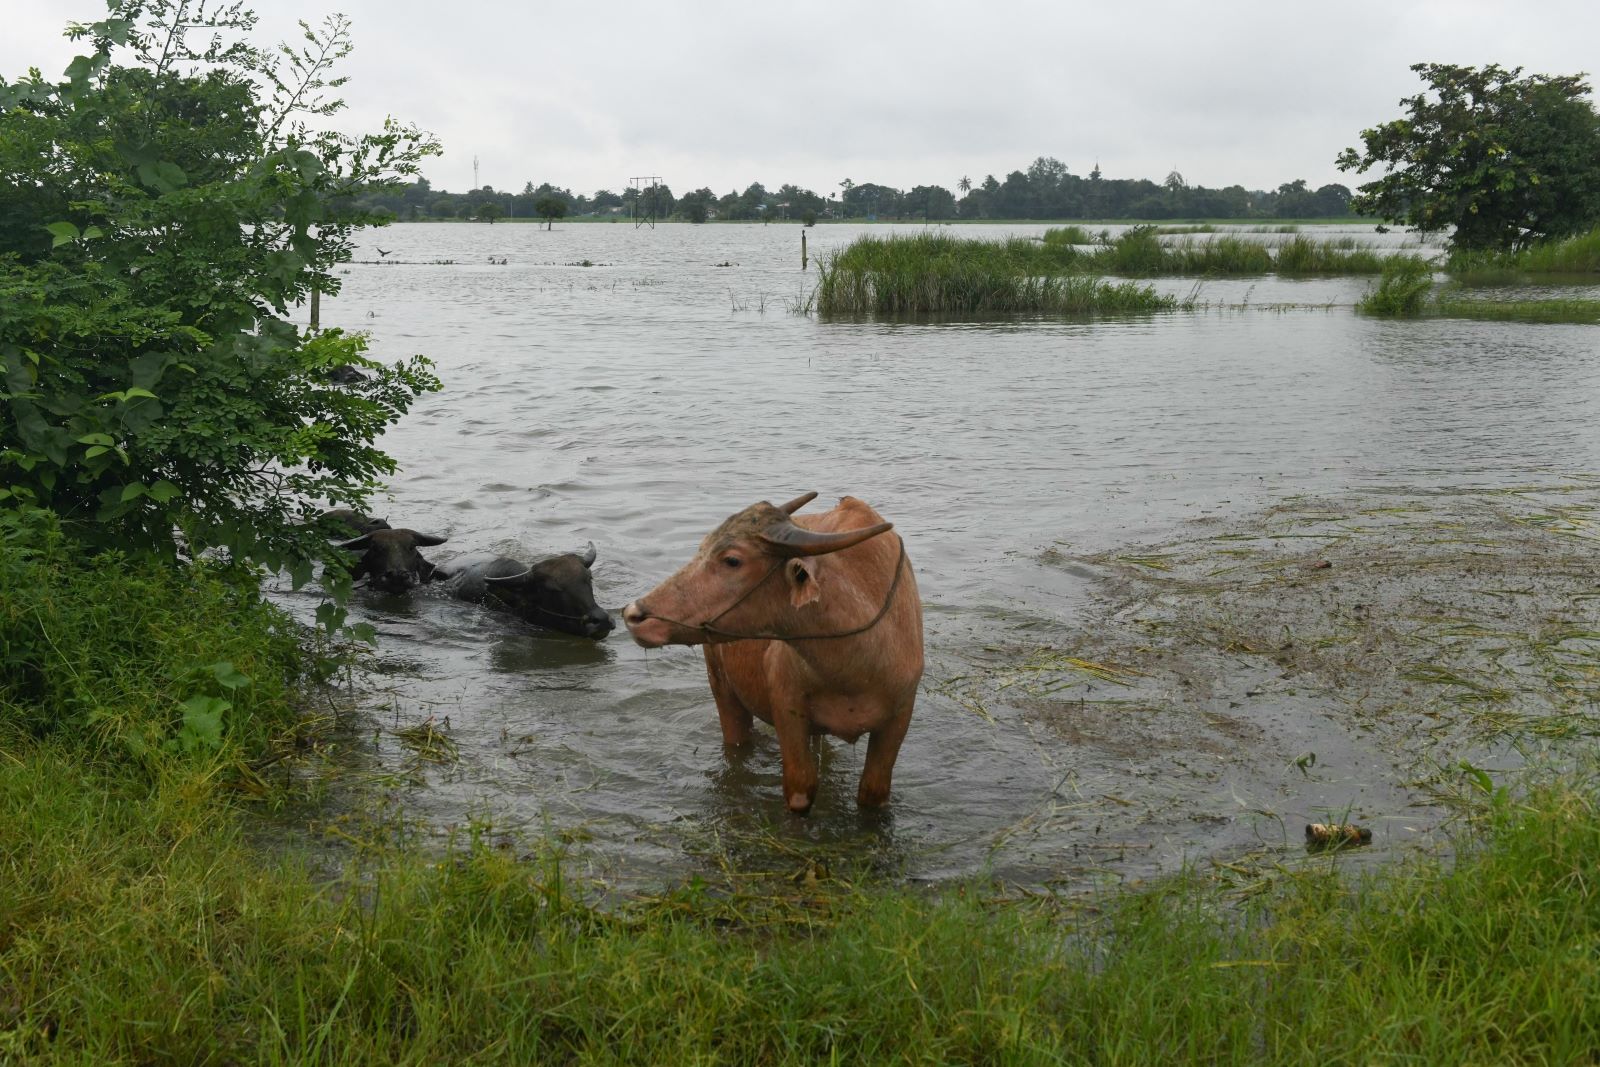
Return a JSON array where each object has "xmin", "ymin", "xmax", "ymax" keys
[{"xmin": 5, "ymin": 1, "xmax": 1598, "ymax": 198}]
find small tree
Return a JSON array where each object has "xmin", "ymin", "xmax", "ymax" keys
[
  {"xmin": 476, "ymin": 201, "xmax": 504, "ymax": 223},
  {"xmin": 534, "ymin": 195, "xmax": 566, "ymax": 229},
  {"xmin": 1337, "ymin": 63, "xmax": 1600, "ymax": 250},
  {"xmin": 0, "ymin": 3, "xmax": 440, "ymax": 607}
]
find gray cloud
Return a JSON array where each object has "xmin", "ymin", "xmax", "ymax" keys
[{"xmin": 5, "ymin": 0, "xmax": 1598, "ymax": 198}]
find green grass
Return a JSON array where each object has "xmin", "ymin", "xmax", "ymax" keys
[
  {"xmin": 0, "ymin": 512, "xmax": 311, "ymax": 763},
  {"xmin": 5, "ymin": 732, "xmax": 1599, "ymax": 1063},
  {"xmin": 1447, "ymin": 226, "xmax": 1600, "ymax": 276}
]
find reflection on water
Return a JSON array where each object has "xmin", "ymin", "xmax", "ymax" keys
[{"xmin": 267, "ymin": 221, "xmax": 1600, "ymax": 890}]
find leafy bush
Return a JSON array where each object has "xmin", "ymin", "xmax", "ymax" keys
[{"xmin": 0, "ymin": 3, "xmax": 441, "ymax": 593}]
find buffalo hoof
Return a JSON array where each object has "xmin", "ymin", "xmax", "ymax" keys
[{"xmin": 787, "ymin": 792, "xmax": 814, "ymax": 815}]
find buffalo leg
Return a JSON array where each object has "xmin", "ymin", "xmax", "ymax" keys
[
  {"xmin": 774, "ymin": 706, "xmax": 818, "ymax": 814},
  {"xmin": 703, "ymin": 653, "xmax": 754, "ymax": 746},
  {"xmin": 858, "ymin": 705, "xmax": 913, "ymax": 808}
]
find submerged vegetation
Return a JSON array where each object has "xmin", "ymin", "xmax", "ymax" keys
[
  {"xmin": 1433, "ymin": 294, "xmax": 1600, "ymax": 324},
  {"xmin": 812, "ymin": 227, "xmax": 1440, "ymax": 315},
  {"xmin": 1047, "ymin": 226, "xmax": 1428, "ymax": 277}
]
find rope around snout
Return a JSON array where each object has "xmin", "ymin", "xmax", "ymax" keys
[{"xmin": 643, "ymin": 536, "xmax": 908, "ymax": 643}]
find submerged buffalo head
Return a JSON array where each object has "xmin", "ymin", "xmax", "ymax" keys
[
  {"xmin": 484, "ymin": 543, "xmax": 613, "ymax": 639},
  {"xmin": 622, "ymin": 492, "xmax": 893, "ymax": 649},
  {"xmin": 337, "ymin": 528, "xmax": 447, "ymax": 594}
]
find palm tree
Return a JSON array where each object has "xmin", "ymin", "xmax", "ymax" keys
[{"xmin": 958, "ymin": 175, "xmax": 972, "ymax": 195}]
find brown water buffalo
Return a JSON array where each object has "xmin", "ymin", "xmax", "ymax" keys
[
  {"xmin": 623, "ymin": 493, "xmax": 923, "ymax": 813},
  {"xmin": 336, "ymin": 528, "xmax": 447, "ymax": 594}
]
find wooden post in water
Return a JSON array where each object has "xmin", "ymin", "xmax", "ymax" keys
[
  {"xmin": 801, "ymin": 228, "xmax": 808, "ymax": 270},
  {"xmin": 309, "ymin": 285, "xmax": 320, "ymax": 334}
]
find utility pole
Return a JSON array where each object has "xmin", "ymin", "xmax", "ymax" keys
[
  {"xmin": 629, "ymin": 176, "xmax": 663, "ymax": 229},
  {"xmin": 473, "ymin": 155, "xmax": 480, "ymax": 190}
]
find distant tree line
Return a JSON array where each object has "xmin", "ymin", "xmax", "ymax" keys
[{"xmin": 354, "ymin": 158, "xmax": 1356, "ymax": 224}]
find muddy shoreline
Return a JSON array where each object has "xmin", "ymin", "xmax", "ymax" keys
[{"xmin": 940, "ymin": 480, "xmax": 1600, "ymax": 887}]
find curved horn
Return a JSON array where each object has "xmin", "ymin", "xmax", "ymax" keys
[
  {"xmin": 578, "ymin": 541, "xmax": 597, "ymax": 567},
  {"xmin": 777, "ymin": 491, "xmax": 818, "ymax": 515},
  {"xmin": 759, "ymin": 519, "xmax": 893, "ymax": 557},
  {"xmin": 335, "ymin": 534, "xmax": 372, "ymax": 550}
]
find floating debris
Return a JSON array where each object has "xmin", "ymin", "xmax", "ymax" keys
[{"xmin": 1305, "ymin": 823, "xmax": 1372, "ymax": 849}]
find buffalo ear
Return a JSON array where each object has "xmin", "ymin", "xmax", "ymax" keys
[
  {"xmin": 785, "ymin": 557, "xmax": 820, "ymax": 608},
  {"xmin": 409, "ymin": 532, "xmax": 448, "ymax": 547}
]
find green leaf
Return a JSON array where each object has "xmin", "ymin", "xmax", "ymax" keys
[
  {"xmin": 135, "ymin": 161, "xmax": 189, "ymax": 194},
  {"xmin": 119, "ymin": 482, "xmax": 147, "ymax": 502},
  {"xmin": 208, "ymin": 661, "xmax": 252, "ymax": 691},
  {"xmin": 76, "ymin": 433, "xmax": 114, "ymax": 446},
  {"xmin": 46, "ymin": 221, "xmax": 79, "ymax": 248},
  {"xmin": 177, "ymin": 695, "xmax": 229, "ymax": 751},
  {"xmin": 84, "ymin": 446, "xmax": 109, "ymax": 459},
  {"xmin": 147, "ymin": 480, "xmax": 180, "ymax": 502}
]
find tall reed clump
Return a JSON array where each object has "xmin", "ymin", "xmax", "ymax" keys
[
  {"xmin": 814, "ymin": 232, "xmax": 1174, "ymax": 315},
  {"xmin": 1357, "ymin": 258, "xmax": 1436, "ymax": 315},
  {"xmin": 1087, "ymin": 225, "xmax": 1176, "ymax": 275},
  {"xmin": 1041, "ymin": 224, "xmax": 1100, "ymax": 246}
]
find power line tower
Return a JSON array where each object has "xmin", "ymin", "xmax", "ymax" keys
[{"xmin": 629, "ymin": 175, "xmax": 662, "ymax": 228}]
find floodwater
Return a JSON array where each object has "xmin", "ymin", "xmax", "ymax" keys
[{"xmin": 272, "ymin": 221, "xmax": 1600, "ymax": 890}]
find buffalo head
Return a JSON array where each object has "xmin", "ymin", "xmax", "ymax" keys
[
  {"xmin": 337, "ymin": 528, "xmax": 447, "ymax": 594},
  {"xmin": 482, "ymin": 542, "xmax": 613, "ymax": 639},
  {"xmin": 622, "ymin": 492, "xmax": 893, "ymax": 649}
]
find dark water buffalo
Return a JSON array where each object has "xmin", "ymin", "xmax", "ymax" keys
[
  {"xmin": 336, "ymin": 528, "xmax": 448, "ymax": 594},
  {"xmin": 622, "ymin": 493, "xmax": 923, "ymax": 814},
  {"xmin": 438, "ymin": 543, "xmax": 613, "ymax": 639}
]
